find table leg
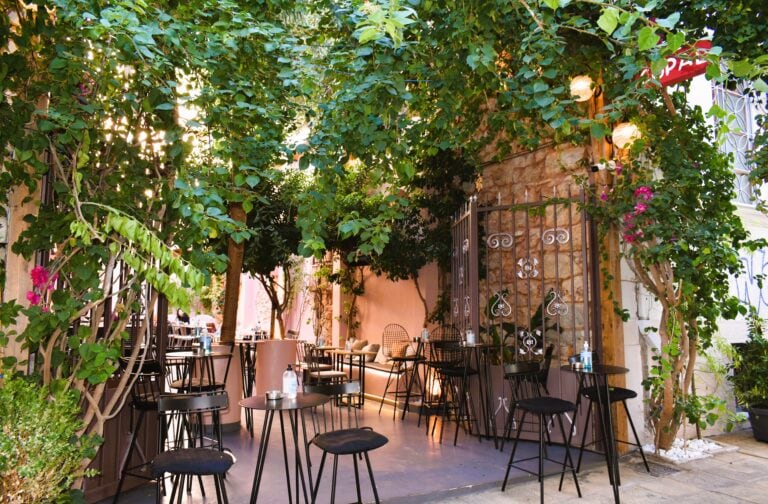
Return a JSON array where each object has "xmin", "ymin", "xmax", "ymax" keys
[
  {"xmin": 250, "ymin": 410, "xmax": 274, "ymax": 503},
  {"xmin": 591, "ymin": 374, "xmax": 621, "ymax": 504},
  {"xmin": 400, "ymin": 359, "xmax": 422, "ymax": 420},
  {"xmin": 278, "ymin": 412, "xmax": 294, "ymax": 504},
  {"xmin": 289, "ymin": 410, "xmax": 310, "ymax": 503},
  {"xmin": 301, "ymin": 409, "xmax": 313, "ymax": 492}
]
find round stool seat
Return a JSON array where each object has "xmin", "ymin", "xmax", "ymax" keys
[
  {"xmin": 516, "ymin": 397, "xmax": 575, "ymax": 415},
  {"xmin": 312, "ymin": 428, "xmax": 389, "ymax": 455},
  {"xmin": 152, "ymin": 448, "xmax": 234, "ymax": 477},
  {"xmin": 582, "ymin": 385, "xmax": 637, "ymax": 402}
]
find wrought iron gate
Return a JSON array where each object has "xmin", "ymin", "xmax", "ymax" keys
[{"xmin": 451, "ymin": 187, "xmax": 602, "ymax": 439}]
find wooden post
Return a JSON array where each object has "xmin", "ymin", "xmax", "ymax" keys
[{"xmin": 590, "ymin": 85, "xmax": 630, "ymax": 452}]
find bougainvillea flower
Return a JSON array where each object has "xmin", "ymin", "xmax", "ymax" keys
[
  {"xmin": 30, "ymin": 266, "xmax": 49, "ymax": 289},
  {"xmin": 634, "ymin": 202, "xmax": 648, "ymax": 214},
  {"xmin": 634, "ymin": 186, "xmax": 654, "ymax": 200},
  {"xmin": 26, "ymin": 291, "xmax": 41, "ymax": 305}
]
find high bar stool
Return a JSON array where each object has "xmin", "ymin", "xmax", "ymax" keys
[
  {"xmin": 113, "ymin": 358, "xmax": 164, "ymax": 504},
  {"xmin": 502, "ymin": 361, "xmax": 581, "ymax": 503},
  {"xmin": 305, "ymin": 381, "xmax": 389, "ymax": 504},
  {"xmin": 574, "ymin": 354, "xmax": 650, "ymax": 475}
]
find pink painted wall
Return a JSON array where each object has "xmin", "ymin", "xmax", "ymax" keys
[{"xmin": 354, "ymin": 262, "xmax": 440, "ymax": 345}]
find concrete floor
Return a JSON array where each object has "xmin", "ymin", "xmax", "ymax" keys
[{"xmin": 106, "ymin": 398, "xmax": 603, "ymax": 503}]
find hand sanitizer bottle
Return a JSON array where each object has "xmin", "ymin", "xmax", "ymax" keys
[
  {"xmin": 580, "ymin": 341, "xmax": 593, "ymax": 370},
  {"xmin": 282, "ymin": 364, "xmax": 298, "ymax": 399}
]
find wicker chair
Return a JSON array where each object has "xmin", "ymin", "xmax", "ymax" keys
[{"xmin": 377, "ymin": 323, "xmax": 417, "ymax": 419}]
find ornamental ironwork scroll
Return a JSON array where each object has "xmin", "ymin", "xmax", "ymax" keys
[
  {"xmin": 486, "ymin": 233, "xmax": 514, "ymax": 249},
  {"xmin": 542, "ymin": 227, "xmax": 570, "ymax": 246},
  {"xmin": 490, "ymin": 290, "xmax": 513, "ymax": 318},
  {"xmin": 546, "ymin": 290, "xmax": 569, "ymax": 317}
]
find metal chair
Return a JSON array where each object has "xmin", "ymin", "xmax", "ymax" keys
[
  {"xmin": 306, "ymin": 344, "xmax": 347, "ymax": 386},
  {"xmin": 574, "ymin": 354, "xmax": 650, "ymax": 474},
  {"xmin": 418, "ymin": 325, "xmax": 462, "ymax": 429},
  {"xmin": 238, "ymin": 341, "xmax": 258, "ymax": 436},
  {"xmin": 377, "ymin": 323, "xmax": 418, "ymax": 418},
  {"xmin": 113, "ymin": 358, "xmax": 164, "ymax": 504},
  {"xmin": 422, "ymin": 339, "xmax": 478, "ymax": 444},
  {"xmin": 500, "ymin": 344, "xmax": 555, "ymax": 451},
  {"xmin": 304, "ymin": 381, "xmax": 388, "ymax": 504},
  {"xmin": 501, "ymin": 362, "xmax": 581, "ymax": 503},
  {"xmin": 152, "ymin": 392, "xmax": 235, "ymax": 504},
  {"xmin": 168, "ymin": 341, "xmax": 235, "ymax": 393}
]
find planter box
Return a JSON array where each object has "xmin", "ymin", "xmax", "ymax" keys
[{"xmin": 749, "ymin": 407, "xmax": 768, "ymax": 442}]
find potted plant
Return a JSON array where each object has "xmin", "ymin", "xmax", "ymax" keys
[{"xmin": 729, "ymin": 313, "xmax": 768, "ymax": 442}]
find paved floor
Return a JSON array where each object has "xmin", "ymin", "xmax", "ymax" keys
[
  {"xmin": 107, "ymin": 401, "xmax": 768, "ymax": 503},
  {"xmin": 422, "ymin": 430, "xmax": 768, "ymax": 503},
  {"xmin": 107, "ymin": 398, "xmax": 602, "ymax": 503}
]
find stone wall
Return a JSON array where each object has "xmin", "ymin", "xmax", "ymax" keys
[{"xmin": 474, "ymin": 144, "xmax": 592, "ymax": 362}]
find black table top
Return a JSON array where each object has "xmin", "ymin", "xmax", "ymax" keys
[
  {"xmin": 560, "ymin": 363, "xmax": 629, "ymax": 375},
  {"xmin": 240, "ymin": 392, "xmax": 330, "ymax": 411}
]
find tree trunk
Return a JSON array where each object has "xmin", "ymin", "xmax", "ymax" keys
[
  {"xmin": 221, "ymin": 202, "xmax": 246, "ymax": 343},
  {"xmin": 413, "ymin": 276, "xmax": 429, "ymax": 327}
]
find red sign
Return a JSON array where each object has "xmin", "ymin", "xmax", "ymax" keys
[{"xmin": 641, "ymin": 40, "xmax": 712, "ymax": 86}]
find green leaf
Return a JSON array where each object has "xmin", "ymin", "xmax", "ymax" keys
[
  {"xmin": 597, "ymin": 8, "xmax": 619, "ymax": 35},
  {"xmin": 542, "ymin": 0, "xmax": 560, "ymax": 9},
  {"xmin": 357, "ymin": 27, "xmax": 382, "ymax": 45},
  {"xmin": 638, "ymin": 27, "xmax": 660, "ymax": 51},
  {"xmin": 730, "ymin": 59, "xmax": 752, "ymax": 78},
  {"xmin": 532, "ymin": 80, "xmax": 549, "ymax": 93},
  {"xmin": 754, "ymin": 78, "xmax": 768, "ymax": 93},
  {"xmin": 155, "ymin": 102, "xmax": 175, "ymax": 111},
  {"xmin": 655, "ymin": 13, "xmax": 680, "ymax": 29},
  {"xmin": 245, "ymin": 175, "xmax": 260, "ymax": 188},
  {"xmin": 651, "ymin": 57, "xmax": 668, "ymax": 76},
  {"xmin": 666, "ymin": 32, "xmax": 685, "ymax": 53}
]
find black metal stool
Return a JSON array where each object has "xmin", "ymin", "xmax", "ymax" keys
[
  {"xmin": 502, "ymin": 362, "xmax": 581, "ymax": 503},
  {"xmin": 113, "ymin": 358, "xmax": 164, "ymax": 504},
  {"xmin": 575, "ymin": 383, "xmax": 650, "ymax": 474},
  {"xmin": 306, "ymin": 381, "xmax": 389, "ymax": 504}
]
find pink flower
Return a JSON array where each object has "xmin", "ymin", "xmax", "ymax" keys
[
  {"xmin": 634, "ymin": 202, "xmax": 648, "ymax": 215},
  {"xmin": 634, "ymin": 186, "xmax": 653, "ymax": 201},
  {"xmin": 600, "ymin": 192, "xmax": 608, "ymax": 201},
  {"xmin": 623, "ymin": 214, "xmax": 635, "ymax": 229},
  {"xmin": 623, "ymin": 230, "xmax": 644, "ymax": 243},
  {"xmin": 26, "ymin": 291, "xmax": 41, "ymax": 305},
  {"xmin": 30, "ymin": 266, "xmax": 49, "ymax": 289},
  {"xmin": 615, "ymin": 162, "xmax": 623, "ymax": 175}
]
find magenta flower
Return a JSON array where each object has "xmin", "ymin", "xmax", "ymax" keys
[
  {"xmin": 600, "ymin": 191, "xmax": 608, "ymax": 201},
  {"xmin": 26, "ymin": 291, "xmax": 41, "ymax": 305},
  {"xmin": 634, "ymin": 202, "xmax": 648, "ymax": 214},
  {"xmin": 30, "ymin": 266, "xmax": 49, "ymax": 289},
  {"xmin": 615, "ymin": 162, "xmax": 623, "ymax": 175},
  {"xmin": 623, "ymin": 214, "xmax": 635, "ymax": 229},
  {"xmin": 634, "ymin": 186, "xmax": 653, "ymax": 201}
]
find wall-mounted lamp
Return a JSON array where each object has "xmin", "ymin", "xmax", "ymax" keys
[
  {"xmin": 570, "ymin": 75, "xmax": 600, "ymax": 102},
  {"xmin": 611, "ymin": 122, "xmax": 641, "ymax": 149}
]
